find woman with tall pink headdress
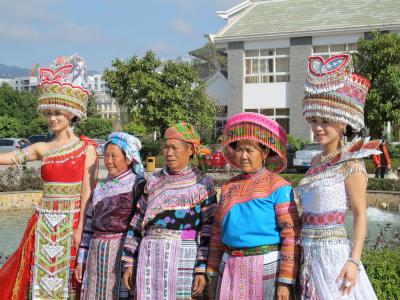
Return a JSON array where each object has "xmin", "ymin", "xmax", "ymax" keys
[
  {"xmin": 298, "ymin": 54, "xmax": 378, "ymax": 299},
  {"xmin": 0, "ymin": 54, "xmax": 98, "ymax": 300},
  {"xmin": 206, "ymin": 112, "xmax": 301, "ymax": 300}
]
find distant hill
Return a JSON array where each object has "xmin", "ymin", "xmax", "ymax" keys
[
  {"xmin": 0, "ymin": 64, "xmax": 31, "ymax": 78},
  {"xmin": 0, "ymin": 63, "xmax": 100, "ymax": 78}
]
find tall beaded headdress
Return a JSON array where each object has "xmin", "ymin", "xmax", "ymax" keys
[
  {"xmin": 221, "ymin": 112, "xmax": 288, "ymax": 173},
  {"xmin": 302, "ymin": 54, "xmax": 370, "ymax": 131},
  {"xmin": 37, "ymin": 54, "xmax": 89, "ymax": 120}
]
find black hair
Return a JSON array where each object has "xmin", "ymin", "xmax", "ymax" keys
[
  {"xmin": 230, "ymin": 140, "xmax": 267, "ymax": 151},
  {"xmin": 344, "ymin": 125, "xmax": 358, "ymax": 139}
]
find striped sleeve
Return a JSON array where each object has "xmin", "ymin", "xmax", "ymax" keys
[
  {"xmin": 122, "ymin": 194, "xmax": 147, "ymax": 268},
  {"xmin": 77, "ymin": 201, "xmax": 95, "ymax": 264},
  {"xmin": 206, "ymin": 195, "xmax": 225, "ymax": 274},
  {"xmin": 194, "ymin": 191, "xmax": 217, "ymax": 274},
  {"xmin": 274, "ymin": 185, "xmax": 301, "ymax": 284}
]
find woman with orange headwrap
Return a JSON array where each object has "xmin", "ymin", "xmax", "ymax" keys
[{"xmin": 122, "ymin": 123, "xmax": 217, "ymax": 299}]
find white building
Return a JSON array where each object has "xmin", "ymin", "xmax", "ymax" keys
[
  {"xmin": 86, "ymin": 74, "xmax": 119, "ymax": 119},
  {"xmin": 0, "ymin": 78, "xmax": 12, "ymax": 86},
  {"xmin": 208, "ymin": 0, "xmax": 400, "ymax": 139},
  {"xmin": 205, "ymin": 71, "xmax": 229, "ymax": 139},
  {"xmin": 12, "ymin": 76, "xmax": 38, "ymax": 92}
]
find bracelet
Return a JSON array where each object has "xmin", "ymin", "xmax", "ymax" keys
[
  {"xmin": 347, "ymin": 257, "xmax": 361, "ymax": 270},
  {"xmin": 13, "ymin": 148, "xmax": 30, "ymax": 168}
]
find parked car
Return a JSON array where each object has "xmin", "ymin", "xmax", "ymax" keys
[
  {"xmin": 28, "ymin": 133, "xmax": 54, "ymax": 144},
  {"xmin": 202, "ymin": 145, "xmax": 231, "ymax": 171},
  {"xmin": 293, "ymin": 143, "xmax": 323, "ymax": 171},
  {"xmin": 92, "ymin": 138, "xmax": 107, "ymax": 155},
  {"xmin": 0, "ymin": 138, "xmax": 31, "ymax": 153}
]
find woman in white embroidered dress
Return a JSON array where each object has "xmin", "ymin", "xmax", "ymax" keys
[{"xmin": 298, "ymin": 54, "xmax": 378, "ymax": 299}]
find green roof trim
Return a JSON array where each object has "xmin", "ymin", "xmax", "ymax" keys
[{"xmin": 213, "ymin": 0, "xmax": 400, "ymax": 40}]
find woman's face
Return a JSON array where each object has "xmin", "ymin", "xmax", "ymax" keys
[
  {"xmin": 42, "ymin": 109, "xmax": 73, "ymax": 133},
  {"xmin": 104, "ymin": 143, "xmax": 131, "ymax": 177},
  {"xmin": 162, "ymin": 139, "xmax": 193, "ymax": 173},
  {"xmin": 232, "ymin": 140, "xmax": 268, "ymax": 174},
  {"xmin": 309, "ymin": 116, "xmax": 346, "ymax": 147}
]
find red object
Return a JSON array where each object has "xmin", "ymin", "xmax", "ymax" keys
[
  {"xmin": 0, "ymin": 135, "xmax": 96, "ymax": 299},
  {"xmin": 0, "ymin": 212, "xmax": 37, "ymax": 300},
  {"xmin": 372, "ymin": 143, "xmax": 391, "ymax": 168},
  {"xmin": 206, "ymin": 151, "xmax": 228, "ymax": 169}
]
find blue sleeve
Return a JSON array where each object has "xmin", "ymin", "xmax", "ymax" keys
[{"xmin": 273, "ymin": 185, "xmax": 294, "ymax": 205}]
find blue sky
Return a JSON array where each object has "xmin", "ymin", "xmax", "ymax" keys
[{"xmin": 0, "ymin": 0, "xmax": 242, "ymax": 72}]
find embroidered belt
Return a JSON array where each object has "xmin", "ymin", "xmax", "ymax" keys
[
  {"xmin": 145, "ymin": 227, "xmax": 197, "ymax": 240},
  {"xmin": 226, "ymin": 244, "xmax": 280, "ymax": 257},
  {"xmin": 301, "ymin": 226, "xmax": 348, "ymax": 241},
  {"xmin": 39, "ymin": 182, "xmax": 82, "ymax": 213},
  {"xmin": 302, "ymin": 210, "xmax": 345, "ymax": 227},
  {"xmin": 93, "ymin": 232, "xmax": 124, "ymax": 239}
]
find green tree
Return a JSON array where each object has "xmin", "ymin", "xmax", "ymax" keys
[
  {"xmin": 86, "ymin": 93, "xmax": 100, "ymax": 118},
  {"xmin": 0, "ymin": 116, "xmax": 22, "ymax": 138},
  {"xmin": 0, "ymin": 84, "xmax": 39, "ymax": 121},
  {"xmin": 75, "ymin": 117, "xmax": 113, "ymax": 139},
  {"xmin": 123, "ymin": 121, "xmax": 148, "ymax": 137},
  {"xmin": 103, "ymin": 51, "xmax": 217, "ymax": 137},
  {"xmin": 22, "ymin": 117, "xmax": 49, "ymax": 137},
  {"xmin": 354, "ymin": 32, "xmax": 400, "ymax": 137}
]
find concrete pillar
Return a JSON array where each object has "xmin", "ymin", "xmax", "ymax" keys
[
  {"xmin": 227, "ymin": 41, "xmax": 244, "ymax": 117},
  {"xmin": 289, "ymin": 37, "xmax": 313, "ymax": 140}
]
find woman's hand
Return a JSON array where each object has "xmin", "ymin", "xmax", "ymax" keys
[
  {"xmin": 192, "ymin": 274, "xmax": 206, "ymax": 297},
  {"xmin": 123, "ymin": 267, "xmax": 135, "ymax": 291},
  {"xmin": 75, "ymin": 263, "xmax": 85, "ymax": 283},
  {"xmin": 73, "ymin": 228, "xmax": 82, "ymax": 251},
  {"xmin": 276, "ymin": 282, "xmax": 291, "ymax": 300},
  {"xmin": 337, "ymin": 262, "xmax": 358, "ymax": 296}
]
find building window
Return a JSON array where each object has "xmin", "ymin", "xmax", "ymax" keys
[
  {"xmin": 245, "ymin": 108, "xmax": 290, "ymax": 133},
  {"xmin": 244, "ymin": 48, "xmax": 290, "ymax": 84},
  {"xmin": 216, "ymin": 106, "xmax": 228, "ymax": 118},
  {"xmin": 312, "ymin": 43, "xmax": 358, "ymax": 58},
  {"xmin": 212, "ymin": 120, "xmax": 227, "ymax": 140}
]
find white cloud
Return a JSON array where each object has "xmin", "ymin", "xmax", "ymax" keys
[
  {"xmin": 0, "ymin": 0, "xmax": 60, "ymax": 24},
  {"xmin": 49, "ymin": 23, "xmax": 103, "ymax": 43},
  {"xmin": 0, "ymin": 0, "xmax": 104, "ymax": 44},
  {"xmin": 0, "ymin": 21, "xmax": 43, "ymax": 42},
  {"xmin": 169, "ymin": 18, "xmax": 194, "ymax": 37}
]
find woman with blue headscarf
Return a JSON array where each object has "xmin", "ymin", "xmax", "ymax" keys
[{"xmin": 76, "ymin": 132, "xmax": 145, "ymax": 300}]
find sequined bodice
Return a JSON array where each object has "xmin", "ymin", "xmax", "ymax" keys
[
  {"xmin": 41, "ymin": 138, "xmax": 86, "ymax": 183},
  {"xmin": 298, "ymin": 163, "xmax": 349, "ymax": 215},
  {"xmin": 298, "ymin": 158, "xmax": 366, "ymax": 234}
]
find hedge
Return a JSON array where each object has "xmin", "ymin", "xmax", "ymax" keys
[
  {"xmin": 363, "ymin": 247, "xmax": 400, "ymax": 299},
  {"xmin": 2, "ymin": 167, "xmax": 400, "ymax": 192}
]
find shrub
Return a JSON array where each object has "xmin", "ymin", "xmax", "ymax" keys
[
  {"xmin": 0, "ymin": 116, "xmax": 21, "ymax": 138},
  {"xmin": 0, "ymin": 167, "xmax": 21, "ymax": 192},
  {"xmin": 287, "ymin": 134, "xmax": 309, "ymax": 151},
  {"xmin": 0, "ymin": 167, "xmax": 42, "ymax": 192},
  {"xmin": 22, "ymin": 117, "xmax": 48, "ymax": 138},
  {"xmin": 123, "ymin": 122, "xmax": 148, "ymax": 137},
  {"xmin": 75, "ymin": 117, "xmax": 114, "ymax": 139},
  {"xmin": 281, "ymin": 174, "xmax": 304, "ymax": 187},
  {"xmin": 363, "ymin": 247, "xmax": 400, "ymax": 299},
  {"xmin": 18, "ymin": 167, "xmax": 43, "ymax": 190},
  {"xmin": 367, "ymin": 178, "xmax": 400, "ymax": 191}
]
